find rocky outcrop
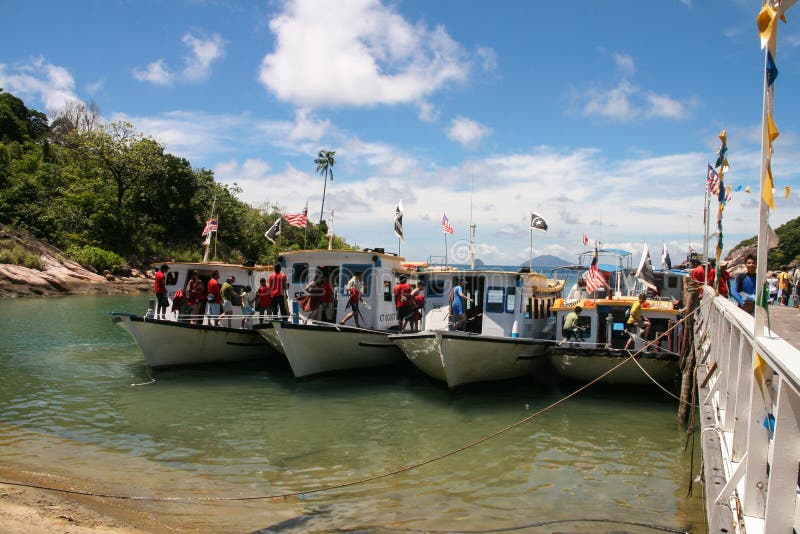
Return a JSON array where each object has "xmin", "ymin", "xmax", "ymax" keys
[{"xmin": 0, "ymin": 227, "xmax": 151, "ymax": 298}]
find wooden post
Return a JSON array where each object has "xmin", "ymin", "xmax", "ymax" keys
[{"xmin": 678, "ymin": 277, "xmax": 700, "ymax": 426}]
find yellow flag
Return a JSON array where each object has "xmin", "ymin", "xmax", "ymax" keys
[
  {"xmin": 764, "ymin": 162, "xmax": 776, "ymax": 210},
  {"xmin": 718, "ymin": 130, "xmax": 727, "ymax": 146},
  {"xmin": 768, "ymin": 114, "xmax": 780, "ymax": 143},
  {"xmin": 754, "ymin": 353, "xmax": 767, "ymax": 400},
  {"xmin": 758, "ymin": 4, "xmax": 777, "ymax": 49},
  {"xmin": 786, "ymin": 186, "xmax": 791, "ymax": 199},
  {"xmin": 745, "ymin": 186, "xmax": 751, "ymax": 193}
]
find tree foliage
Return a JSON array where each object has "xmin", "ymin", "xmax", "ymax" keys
[
  {"xmin": 731, "ymin": 215, "xmax": 800, "ymax": 268},
  {"xmin": 0, "ymin": 91, "xmax": 353, "ymax": 272}
]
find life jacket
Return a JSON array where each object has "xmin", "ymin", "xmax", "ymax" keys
[{"xmin": 172, "ymin": 288, "xmax": 184, "ymax": 311}]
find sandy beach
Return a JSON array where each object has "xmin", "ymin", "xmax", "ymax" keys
[{"xmin": 0, "ymin": 468, "xmax": 163, "ymax": 533}]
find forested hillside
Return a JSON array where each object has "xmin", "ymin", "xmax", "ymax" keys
[
  {"xmin": 730, "ymin": 216, "xmax": 800, "ymax": 268},
  {"xmin": 0, "ymin": 90, "xmax": 347, "ymax": 273}
]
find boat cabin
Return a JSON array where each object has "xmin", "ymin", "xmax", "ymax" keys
[
  {"xmin": 551, "ymin": 296, "xmax": 682, "ymax": 353},
  {"xmin": 279, "ymin": 248, "xmax": 409, "ymax": 330},
  {"xmin": 415, "ymin": 268, "xmax": 564, "ymax": 338}
]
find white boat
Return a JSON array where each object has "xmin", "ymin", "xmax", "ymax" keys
[
  {"xmin": 112, "ymin": 314, "xmax": 275, "ymax": 368},
  {"xmin": 252, "ymin": 248, "xmax": 412, "ymax": 377},
  {"xmin": 547, "ymin": 248, "xmax": 686, "ymax": 385},
  {"xmin": 390, "ymin": 267, "xmax": 565, "ymax": 388},
  {"xmin": 112, "ymin": 260, "xmax": 281, "ymax": 368},
  {"xmin": 265, "ymin": 320, "xmax": 403, "ymax": 377}
]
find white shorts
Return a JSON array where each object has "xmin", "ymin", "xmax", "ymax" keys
[
  {"xmin": 207, "ymin": 303, "xmax": 221, "ymax": 315},
  {"xmin": 222, "ymin": 301, "xmax": 233, "ymax": 313}
]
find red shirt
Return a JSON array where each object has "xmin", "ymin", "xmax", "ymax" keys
[
  {"xmin": 321, "ymin": 280, "xmax": 334, "ymax": 303},
  {"xmin": 268, "ymin": 272, "xmax": 287, "ymax": 299},
  {"xmin": 717, "ymin": 270, "xmax": 730, "ymax": 297},
  {"xmin": 348, "ymin": 285, "xmax": 360, "ymax": 305},
  {"xmin": 394, "ymin": 283, "xmax": 411, "ymax": 309},
  {"xmin": 207, "ymin": 277, "xmax": 221, "ymax": 304},
  {"xmin": 154, "ymin": 271, "xmax": 166, "ymax": 295},
  {"xmin": 256, "ymin": 285, "xmax": 271, "ymax": 308}
]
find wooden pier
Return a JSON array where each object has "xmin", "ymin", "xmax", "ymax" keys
[{"xmin": 694, "ymin": 289, "xmax": 800, "ymax": 533}]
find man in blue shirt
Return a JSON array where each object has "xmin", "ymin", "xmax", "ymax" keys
[{"xmin": 731, "ymin": 254, "xmax": 757, "ymax": 314}]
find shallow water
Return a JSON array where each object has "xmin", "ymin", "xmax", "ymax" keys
[{"xmin": 0, "ymin": 295, "xmax": 705, "ymax": 532}]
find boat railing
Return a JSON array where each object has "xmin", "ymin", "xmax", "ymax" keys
[{"xmin": 694, "ymin": 285, "xmax": 800, "ymax": 533}]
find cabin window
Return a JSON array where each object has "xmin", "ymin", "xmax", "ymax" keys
[
  {"xmin": 506, "ymin": 287, "xmax": 516, "ymax": 313},
  {"xmin": 165, "ymin": 271, "xmax": 179, "ymax": 286},
  {"xmin": 339, "ymin": 264, "xmax": 372, "ymax": 296},
  {"xmin": 668, "ymin": 277, "xmax": 678, "ymax": 289},
  {"xmin": 292, "ymin": 263, "xmax": 308, "ymax": 284},
  {"xmin": 427, "ymin": 279, "xmax": 446, "ymax": 298},
  {"xmin": 383, "ymin": 280, "xmax": 392, "ymax": 302},
  {"xmin": 486, "ymin": 287, "xmax": 505, "ymax": 313},
  {"xmin": 526, "ymin": 298, "xmax": 533, "ymax": 318}
]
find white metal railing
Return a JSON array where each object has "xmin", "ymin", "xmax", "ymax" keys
[{"xmin": 694, "ymin": 286, "xmax": 800, "ymax": 533}]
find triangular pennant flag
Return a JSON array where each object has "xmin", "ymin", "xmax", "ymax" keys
[
  {"xmin": 785, "ymin": 186, "xmax": 791, "ymax": 200},
  {"xmin": 758, "ymin": 5, "xmax": 777, "ymax": 49},
  {"xmin": 635, "ymin": 242, "xmax": 657, "ymax": 292},
  {"xmin": 768, "ymin": 114, "xmax": 780, "ymax": 143},
  {"xmin": 766, "ymin": 51, "xmax": 779, "ymax": 87},
  {"xmin": 745, "ymin": 186, "xmax": 751, "ymax": 193},
  {"xmin": 763, "ymin": 161, "xmax": 776, "ymax": 210}
]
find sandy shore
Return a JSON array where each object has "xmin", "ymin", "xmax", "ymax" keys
[{"xmin": 0, "ymin": 469, "xmax": 163, "ymax": 533}]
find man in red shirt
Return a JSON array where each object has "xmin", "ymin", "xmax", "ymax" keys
[
  {"xmin": 154, "ymin": 264, "xmax": 169, "ymax": 319},
  {"xmin": 268, "ymin": 263, "xmax": 289, "ymax": 316},
  {"xmin": 205, "ymin": 270, "xmax": 222, "ymax": 325},
  {"xmin": 255, "ymin": 277, "xmax": 271, "ymax": 320},
  {"xmin": 394, "ymin": 274, "xmax": 413, "ymax": 332}
]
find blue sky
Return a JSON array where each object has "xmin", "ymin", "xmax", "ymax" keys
[{"xmin": 2, "ymin": 0, "xmax": 799, "ymax": 266}]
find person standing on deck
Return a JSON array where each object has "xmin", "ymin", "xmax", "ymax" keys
[
  {"xmin": 268, "ymin": 263, "xmax": 289, "ymax": 316},
  {"xmin": 449, "ymin": 277, "xmax": 472, "ymax": 331},
  {"xmin": 731, "ymin": 255, "xmax": 757, "ymax": 314},
  {"xmin": 559, "ymin": 305, "xmax": 582, "ymax": 345},
  {"xmin": 220, "ymin": 276, "xmax": 239, "ymax": 327},
  {"xmin": 206, "ymin": 270, "xmax": 222, "ymax": 325},
  {"xmin": 255, "ymin": 277, "xmax": 271, "ymax": 321},
  {"xmin": 394, "ymin": 275, "xmax": 413, "ymax": 332},
  {"xmin": 153, "ymin": 264, "xmax": 169, "ymax": 319},
  {"xmin": 339, "ymin": 272, "xmax": 364, "ymax": 327},
  {"xmin": 185, "ymin": 270, "xmax": 204, "ymax": 324},
  {"xmin": 778, "ymin": 267, "xmax": 790, "ymax": 305},
  {"xmin": 624, "ymin": 293, "xmax": 651, "ymax": 350},
  {"xmin": 409, "ymin": 281, "xmax": 425, "ymax": 332},
  {"xmin": 716, "ymin": 262, "xmax": 730, "ymax": 298}
]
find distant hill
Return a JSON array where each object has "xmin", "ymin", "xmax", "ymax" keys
[
  {"xmin": 522, "ymin": 255, "xmax": 571, "ymax": 269},
  {"xmin": 730, "ymin": 215, "xmax": 800, "ymax": 269}
]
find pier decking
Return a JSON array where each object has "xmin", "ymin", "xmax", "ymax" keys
[{"xmin": 694, "ymin": 289, "xmax": 800, "ymax": 534}]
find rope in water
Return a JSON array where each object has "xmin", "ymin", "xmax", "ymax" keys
[{"xmin": 0, "ymin": 313, "xmax": 697, "ymax": 504}]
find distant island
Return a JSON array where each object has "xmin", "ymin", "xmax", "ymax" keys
[{"xmin": 522, "ymin": 255, "xmax": 572, "ymax": 269}]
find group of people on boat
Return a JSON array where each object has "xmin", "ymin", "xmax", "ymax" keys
[{"xmin": 153, "ymin": 264, "xmax": 289, "ymax": 327}]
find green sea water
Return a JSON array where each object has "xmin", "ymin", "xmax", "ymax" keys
[{"xmin": 0, "ymin": 295, "xmax": 705, "ymax": 533}]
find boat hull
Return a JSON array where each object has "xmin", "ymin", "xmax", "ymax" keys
[
  {"xmin": 252, "ymin": 321, "xmax": 286, "ymax": 355},
  {"xmin": 391, "ymin": 331, "xmax": 546, "ymax": 388},
  {"xmin": 547, "ymin": 347, "xmax": 679, "ymax": 385},
  {"xmin": 113, "ymin": 315, "xmax": 274, "ymax": 368},
  {"xmin": 268, "ymin": 321, "xmax": 404, "ymax": 378}
]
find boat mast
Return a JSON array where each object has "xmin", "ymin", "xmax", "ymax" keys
[
  {"xmin": 469, "ymin": 169, "xmax": 476, "ymax": 270},
  {"xmin": 202, "ymin": 194, "xmax": 217, "ymax": 263}
]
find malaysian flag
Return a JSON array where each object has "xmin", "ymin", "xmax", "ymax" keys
[
  {"xmin": 284, "ymin": 208, "xmax": 307, "ymax": 228},
  {"xmin": 441, "ymin": 213, "xmax": 454, "ymax": 235},
  {"xmin": 201, "ymin": 218, "xmax": 218, "ymax": 237},
  {"xmin": 706, "ymin": 164, "xmax": 720, "ymax": 195},
  {"xmin": 585, "ymin": 248, "xmax": 606, "ymax": 293}
]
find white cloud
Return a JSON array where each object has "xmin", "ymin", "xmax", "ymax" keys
[
  {"xmin": 612, "ymin": 53, "xmax": 635, "ymax": 76},
  {"xmin": 258, "ymin": 0, "xmax": 470, "ymax": 108},
  {"xmin": 181, "ymin": 33, "xmax": 225, "ymax": 81},
  {"xmin": 446, "ymin": 116, "xmax": 492, "ymax": 148},
  {"xmin": 644, "ymin": 92, "xmax": 688, "ymax": 119},
  {"xmin": 0, "ymin": 57, "xmax": 80, "ymax": 112},
  {"xmin": 133, "ymin": 59, "xmax": 173, "ymax": 86},
  {"xmin": 582, "ymin": 80, "xmax": 637, "ymax": 122},
  {"xmin": 416, "ymin": 101, "xmax": 438, "ymax": 123},
  {"xmin": 477, "ymin": 46, "xmax": 498, "ymax": 72},
  {"xmin": 133, "ymin": 32, "xmax": 226, "ymax": 86}
]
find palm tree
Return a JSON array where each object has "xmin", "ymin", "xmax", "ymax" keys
[{"xmin": 314, "ymin": 150, "xmax": 336, "ymax": 226}]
